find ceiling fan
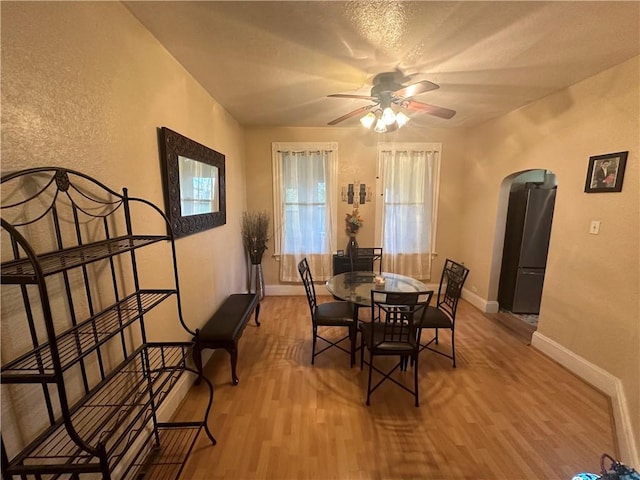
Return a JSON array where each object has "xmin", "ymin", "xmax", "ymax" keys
[{"xmin": 327, "ymin": 70, "xmax": 456, "ymax": 131}]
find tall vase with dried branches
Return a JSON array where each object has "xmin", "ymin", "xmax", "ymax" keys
[
  {"xmin": 345, "ymin": 208, "xmax": 363, "ymax": 255},
  {"xmin": 241, "ymin": 211, "xmax": 270, "ymax": 299}
]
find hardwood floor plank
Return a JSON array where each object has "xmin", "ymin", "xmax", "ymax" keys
[{"xmin": 175, "ymin": 296, "xmax": 616, "ymax": 479}]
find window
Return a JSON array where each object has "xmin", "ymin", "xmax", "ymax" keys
[
  {"xmin": 375, "ymin": 143, "xmax": 441, "ymax": 280},
  {"xmin": 272, "ymin": 142, "xmax": 338, "ymax": 281}
]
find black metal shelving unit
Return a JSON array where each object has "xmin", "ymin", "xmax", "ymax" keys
[{"xmin": 1, "ymin": 167, "xmax": 216, "ymax": 479}]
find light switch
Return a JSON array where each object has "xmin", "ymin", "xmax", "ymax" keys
[{"xmin": 589, "ymin": 220, "xmax": 601, "ymax": 235}]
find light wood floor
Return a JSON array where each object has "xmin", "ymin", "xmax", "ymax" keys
[{"xmin": 175, "ymin": 296, "xmax": 616, "ymax": 479}]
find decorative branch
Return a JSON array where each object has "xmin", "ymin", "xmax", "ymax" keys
[{"xmin": 241, "ymin": 210, "xmax": 270, "ymax": 264}]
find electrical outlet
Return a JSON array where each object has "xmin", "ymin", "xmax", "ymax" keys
[{"xmin": 589, "ymin": 220, "xmax": 601, "ymax": 235}]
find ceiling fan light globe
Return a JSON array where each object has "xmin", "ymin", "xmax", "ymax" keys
[
  {"xmin": 382, "ymin": 107, "xmax": 396, "ymax": 126},
  {"xmin": 395, "ymin": 111, "xmax": 410, "ymax": 127},
  {"xmin": 360, "ymin": 112, "xmax": 376, "ymax": 129},
  {"xmin": 374, "ymin": 118, "xmax": 387, "ymax": 133}
]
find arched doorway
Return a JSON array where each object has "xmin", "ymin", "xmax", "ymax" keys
[{"xmin": 489, "ymin": 169, "xmax": 557, "ymax": 332}]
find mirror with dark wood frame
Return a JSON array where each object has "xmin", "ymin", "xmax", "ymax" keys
[{"xmin": 159, "ymin": 126, "xmax": 226, "ymax": 238}]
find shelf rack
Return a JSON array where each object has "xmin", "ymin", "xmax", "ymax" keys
[{"xmin": 1, "ymin": 167, "xmax": 215, "ymax": 479}]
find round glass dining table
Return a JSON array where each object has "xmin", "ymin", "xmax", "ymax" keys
[{"xmin": 326, "ymin": 271, "xmax": 429, "ymax": 307}]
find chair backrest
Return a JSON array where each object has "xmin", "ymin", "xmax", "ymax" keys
[
  {"xmin": 370, "ymin": 290, "xmax": 433, "ymax": 347},
  {"xmin": 436, "ymin": 259, "xmax": 470, "ymax": 320},
  {"xmin": 333, "ymin": 251, "xmax": 352, "ymax": 275},
  {"xmin": 350, "ymin": 247, "xmax": 383, "ymax": 273},
  {"xmin": 298, "ymin": 257, "xmax": 318, "ymax": 315}
]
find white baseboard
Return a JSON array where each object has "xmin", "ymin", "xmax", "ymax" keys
[
  {"xmin": 158, "ymin": 348, "xmax": 215, "ymax": 421},
  {"xmin": 461, "ymin": 288, "xmax": 499, "ymax": 313},
  {"xmin": 157, "ymin": 372, "xmax": 196, "ymax": 421},
  {"xmin": 532, "ymin": 332, "xmax": 639, "ymax": 466}
]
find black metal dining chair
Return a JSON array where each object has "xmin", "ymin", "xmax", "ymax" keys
[
  {"xmin": 349, "ymin": 247, "xmax": 383, "ymax": 274},
  {"xmin": 416, "ymin": 259, "xmax": 470, "ymax": 367},
  {"xmin": 332, "ymin": 247, "xmax": 383, "ymax": 275},
  {"xmin": 359, "ymin": 290, "xmax": 433, "ymax": 406},
  {"xmin": 298, "ymin": 257, "xmax": 357, "ymax": 366},
  {"xmin": 331, "ymin": 247, "xmax": 383, "ymax": 305}
]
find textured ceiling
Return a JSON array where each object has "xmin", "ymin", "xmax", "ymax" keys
[{"xmin": 125, "ymin": 1, "xmax": 640, "ymax": 129}]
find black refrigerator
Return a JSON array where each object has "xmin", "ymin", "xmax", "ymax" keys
[{"xmin": 498, "ymin": 186, "xmax": 556, "ymax": 314}]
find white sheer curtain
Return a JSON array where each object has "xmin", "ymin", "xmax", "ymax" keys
[
  {"xmin": 377, "ymin": 144, "xmax": 441, "ymax": 280},
  {"xmin": 272, "ymin": 143, "xmax": 338, "ymax": 282}
]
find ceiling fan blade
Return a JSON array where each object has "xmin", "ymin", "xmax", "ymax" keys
[
  {"xmin": 328, "ymin": 94, "xmax": 377, "ymax": 101},
  {"xmin": 404, "ymin": 100, "xmax": 456, "ymax": 119},
  {"xmin": 327, "ymin": 105, "xmax": 375, "ymax": 125},
  {"xmin": 393, "ymin": 80, "xmax": 439, "ymax": 99}
]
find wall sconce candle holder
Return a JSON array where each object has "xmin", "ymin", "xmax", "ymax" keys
[{"xmin": 341, "ymin": 181, "xmax": 372, "ymax": 207}]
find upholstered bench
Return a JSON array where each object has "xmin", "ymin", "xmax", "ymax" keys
[{"xmin": 193, "ymin": 293, "xmax": 260, "ymax": 385}]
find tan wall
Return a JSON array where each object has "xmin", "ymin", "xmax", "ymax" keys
[
  {"xmin": 243, "ymin": 126, "xmax": 468, "ymax": 286},
  {"xmin": 462, "ymin": 56, "xmax": 640, "ymax": 459},
  {"xmin": 1, "ymin": 1, "xmax": 248, "ymax": 340}
]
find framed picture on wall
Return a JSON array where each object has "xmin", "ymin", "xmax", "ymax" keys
[{"xmin": 584, "ymin": 151, "xmax": 628, "ymax": 193}]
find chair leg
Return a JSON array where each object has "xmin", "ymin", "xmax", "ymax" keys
[
  {"xmin": 311, "ymin": 326, "xmax": 317, "ymax": 365},
  {"xmin": 365, "ymin": 352, "xmax": 418, "ymax": 405},
  {"xmin": 349, "ymin": 324, "xmax": 357, "ymax": 367},
  {"xmin": 451, "ymin": 328, "xmax": 456, "ymax": 368},
  {"xmin": 411, "ymin": 330, "xmax": 421, "ymax": 367},
  {"xmin": 413, "ymin": 352, "xmax": 419, "ymax": 407},
  {"xmin": 311, "ymin": 325, "xmax": 356, "ymax": 366},
  {"xmin": 366, "ymin": 349, "xmax": 373, "ymax": 406}
]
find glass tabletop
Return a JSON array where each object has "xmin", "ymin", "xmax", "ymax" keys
[{"xmin": 326, "ymin": 271, "xmax": 429, "ymax": 307}]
